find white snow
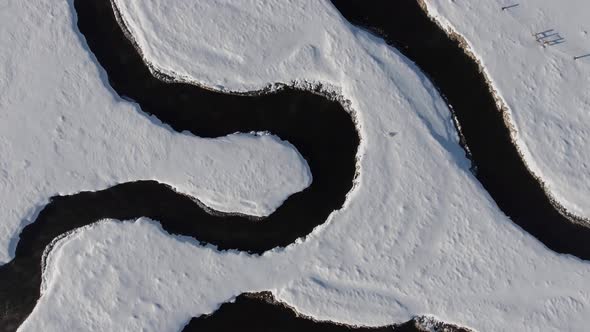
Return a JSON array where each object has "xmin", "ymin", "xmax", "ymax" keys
[
  {"xmin": 422, "ymin": 0, "xmax": 590, "ymax": 219},
  {"xmin": 112, "ymin": 0, "xmax": 342, "ymax": 92},
  {"xmin": 0, "ymin": 0, "xmax": 312, "ymax": 263},
  {"xmin": 5, "ymin": 0, "xmax": 590, "ymax": 331}
]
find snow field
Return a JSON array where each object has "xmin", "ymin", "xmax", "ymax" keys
[
  {"xmin": 6, "ymin": 0, "xmax": 590, "ymax": 331},
  {"xmin": 0, "ymin": 0, "xmax": 312, "ymax": 264},
  {"xmin": 423, "ymin": 0, "xmax": 590, "ymax": 219}
]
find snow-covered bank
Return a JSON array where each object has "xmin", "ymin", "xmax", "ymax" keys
[
  {"xmin": 422, "ymin": 0, "xmax": 590, "ymax": 219},
  {"xmin": 15, "ymin": 0, "xmax": 590, "ymax": 331},
  {"xmin": 0, "ymin": 0, "xmax": 312, "ymax": 263}
]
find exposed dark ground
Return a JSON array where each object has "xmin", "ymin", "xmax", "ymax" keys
[{"xmin": 0, "ymin": 0, "xmax": 587, "ymax": 331}]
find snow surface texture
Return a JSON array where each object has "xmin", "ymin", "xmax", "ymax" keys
[
  {"xmin": 10, "ymin": 0, "xmax": 590, "ymax": 331},
  {"xmin": 422, "ymin": 0, "xmax": 590, "ymax": 219},
  {"xmin": 0, "ymin": 0, "xmax": 312, "ymax": 263}
]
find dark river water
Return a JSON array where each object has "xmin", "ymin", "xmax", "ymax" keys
[
  {"xmin": 0, "ymin": 0, "xmax": 586, "ymax": 331},
  {"xmin": 330, "ymin": 0, "xmax": 590, "ymax": 259},
  {"xmin": 0, "ymin": 0, "xmax": 358, "ymax": 329}
]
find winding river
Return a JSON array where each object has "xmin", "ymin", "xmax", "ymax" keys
[
  {"xmin": 0, "ymin": 0, "xmax": 588, "ymax": 331},
  {"xmin": 330, "ymin": 0, "xmax": 590, "ymax": 260},
  {"xmin": 0, "ymin": 0, "xmax": 358, "ymax": 329}
]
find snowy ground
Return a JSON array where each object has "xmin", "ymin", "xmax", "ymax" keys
[
  {"xmin": 5, "ymin": 0, "xmax": 590, "ymax": 331},
  {"xmin": 0, "ymin": 0, "xmax": 312, "ymax": 263},
  {"xmin": 422, "ymin": 0, "xmax": 590, "ymax": 219}
]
